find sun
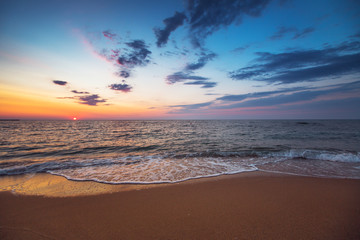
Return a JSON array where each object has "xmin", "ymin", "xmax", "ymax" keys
[{"xmin": 73, "ymin": 117, "xmax": 77, "ymax": 121}]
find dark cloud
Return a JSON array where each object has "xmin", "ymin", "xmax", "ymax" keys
[
  {"xmin": 93, "ymin": 32, "xmax": 152, "ymax": 92},
  {"xmin": 184, "ymin": 52, "xmax": 217, "ymax": 71},
  {"xmin": 166, "ymin": 49, "xmax": 217, "ymax": 88},
  {"xmin": 184, "ymin": 80, "xmax": 217, "ymax": 88},
  {"xmin": 117, "ymin": 40, "xmax": 151, "ymax": 68},
  {"xmin": 270, "ymin": 26, "xmax": 315, "ymax": 40},
  {"xmin": 186, "ymin": 0, "xmax": 271, "ymax": 47},
  {"xmin": 53, "ymin": 80, "xmax": 67, "ymax": 86},
  {"xmin": 58, "ymin": 92, "xmax": 108, "ymax": 106},
  {"xmin": 154, "ymin": 11, "xmax": 187, "ymax": 47},
  {"xmin": 109, "ymin": 83, "xmax": 132, "ymax": 93},
  {"xmin": 77, "ymin": 94, "xmax": 107, "ymax": 106},
  {"xmin": 71, "ymin": 90, "xmax": 90, "ymax": 94},
  {"xmin": 102, "ymin": 30, "xmax": 117, "ymax": 40},
  {"xmin": 166, "ymin": 71, "xmax": 209, "ymax": 84},
  {"xmin": 229, "ymin": 41, "xmax": 360, "ymax": 84},
  {"xmin": 155, "ymin": 0, "xmax": 271, "ymax": 48},
  {"xmin": 116, "ymin": 70, "xmax": 130, "ymax": 78}
]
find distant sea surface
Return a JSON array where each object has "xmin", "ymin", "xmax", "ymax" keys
[{"xmin": 1, "ymin": 120, "xmax": 359, "ymax": 183}]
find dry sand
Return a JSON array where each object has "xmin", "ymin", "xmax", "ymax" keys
[{"xmin": 1, "ymin": 172, "xmax": 360, "ymax": 239}]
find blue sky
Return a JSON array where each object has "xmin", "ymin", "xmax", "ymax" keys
[{"xmin": 0, "ymin": 0, "xmax": 359, "ymax": 119}]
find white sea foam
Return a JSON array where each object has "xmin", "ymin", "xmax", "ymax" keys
[
  {"xmin": 1, "ymin": 149, "xmax": 360, "ymax": 183},
  {"xmin": 49, "ymin": 156, "xmax": 257, "ymax": 184}
]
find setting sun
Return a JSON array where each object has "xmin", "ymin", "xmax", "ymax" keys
[{"xmin": 73, "ymin": 117, "xmax": 77, "ymax": 120}]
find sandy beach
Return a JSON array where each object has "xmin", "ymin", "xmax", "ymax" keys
[{"xmin": 1, "ymin": 172, "xmax": 360, "ymax": 240}]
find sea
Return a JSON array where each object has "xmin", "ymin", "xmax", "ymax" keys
[{"xmin": 0, "ymin": 120, "xmax": 359, "ymax": 184}]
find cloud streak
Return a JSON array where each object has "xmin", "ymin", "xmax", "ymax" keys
[
  {"xmin": 53, "ymin": 80, "xmax": 67, "ymax": 86},
  {"xmin": 270, "ymin": 26, "xmax": 315, "ymax": 40},
  {"xmin": 229, "ymin": 41, "xmax": 360, "ymax": 84},
  {"xmin": 71, "ymin": 90, "xmax": 90, "ymax": 94},
  {"xmin": 167, "ymin": 80, "xmax": 360, "ymax": 114}
]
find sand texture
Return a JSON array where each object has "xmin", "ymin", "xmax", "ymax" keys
[{"xmin": 1, "ymin": 172, "xmax": 360, "ymax": 239}]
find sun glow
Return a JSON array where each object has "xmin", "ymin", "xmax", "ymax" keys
[{"xmin": 73, "ymin": 117, "xmax": 77, "ymax": 120}]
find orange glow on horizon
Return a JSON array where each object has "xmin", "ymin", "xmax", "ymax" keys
[{"xmin": 0, "ymin": 84, "xmax": 166, "ymax": 120}]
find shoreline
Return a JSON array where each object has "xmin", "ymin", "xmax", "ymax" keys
[
  {"xmin": 1, "ymin": 172, "xmax": 360, "ymax": 239},
  {"xmin": 0, "ymin": 170, "xmax": 359, "ymax": 197}
]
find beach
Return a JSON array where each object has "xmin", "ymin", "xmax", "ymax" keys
[{"xmin": 1, "ymin": 172, "xmax": 360, "ymax": 240}]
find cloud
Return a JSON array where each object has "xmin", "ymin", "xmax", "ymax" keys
[
  {"xmin": 186, "ymin": 0, "xmax": 271, "ymax": 47},
  {"xmin": 229, "ymin": 41, "xmax": 360, "ymax": 84},
  {"xmin": 81, "ymin": 29, "xmax": 153, "ymax": 93},
  {"xmin": 270, "ymin": 26, "xmax": 315, "ymax": 40},
  {"xmin": 154, "ymin": 11, "xmax": 187, "ymax": 47},
  {"xmin": 109, "ymin": 83, "xmax": 132, "ymax": 93},
  {"xmin": 292, "ymin": 27, "xmax": 315, "ymax": 39},
  {"xmin": 117, "ymin": 40, "xmax": 151, "ymax": 68},
  {"xmin": 102, "ymin": 30, "xmax": 117, "ymax": 41},
  {"xmin": 168, "ymin": 80, "xmax": 360, "ymax": 113},
  {"xmin": 166, "ymin": 71, "xmax": 209, "ymax": 84},
  {"xmin": 184, "ymin": 80, "xmax": 217, "ymax": 88},
  {"xmin": 270, "ymin": 26, "xmax": 297, "ymax": 40},
  {"xmin": 53, "ymin": 80, "xmax": 68, "ymax": 86},
  {"xmin": 71, "ymin": 90, "xmax": 90, "ymax": 94},
  {"xmin": 155, "ymin": 0, "xmax": 271, "ymax": 48},
  {"xmin": 170, "ymin": 101, "xmax": 213, "ymax": 111},
  {"xmin": 232, "ymin": 45, "xmax": 250, "ymax": 54},
  {"xmin": 116, "ymin": 70, "xmax": 130, "ymax": 78},
  {"xmin": 184, "ymin": 52, "xmax": 217, "ymax": 71},
  {"xmin": 166, "ymin": 49, "xmax": 217, "ymax": 88},
  {"xmin": 216, "ymin": 87, "xmax": 308, "ymax": 102},
  {"xmin": 77, "ymin": 94, "xmax": 107, "ymax": 106}
]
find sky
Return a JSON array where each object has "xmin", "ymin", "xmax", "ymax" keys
[{"xmin": 0, "ymin": 0, "xmax": 359, "ymax": 120}]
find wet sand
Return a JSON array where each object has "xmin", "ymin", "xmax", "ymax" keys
[{"xmin": 1, "ymin": 172, "xmax": 360, "ymax": 239}]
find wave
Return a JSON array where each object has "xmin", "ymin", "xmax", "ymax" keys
[{"xmin": 0, "ymin": 149, "xmax": 359, "ymax": 183}]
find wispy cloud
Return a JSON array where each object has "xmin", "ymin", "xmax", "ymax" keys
[
  {"xmin": 270, "ymin": 26, "xmax": 315, "ymax": 40},
  {"xmin": 167, "ymin": 80, "xmax": 360, "ymax": 114},
  {"xmin": 184, "ymin": 80, "xmax": 217, "ymax": 88},
  {"xmin": 292, "ymin": 27, "xmax": 315, "ymax": 39},
  {"xmin": 102, "ymin": 30, "xmax": 117, "ymax": 41},
  {"xmin": 229, "ymin": 41, "xmax": 360, "ymax": 84}
]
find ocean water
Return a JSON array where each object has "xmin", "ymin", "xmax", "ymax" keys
[{"xmin": 0, "ymin": 120, "xmax": 359, "ymax": 184}]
